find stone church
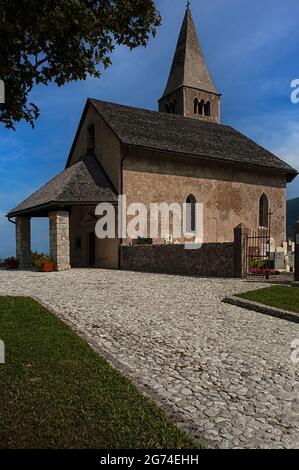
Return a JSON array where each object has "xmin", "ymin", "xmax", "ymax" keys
[{"xmin": 8, "ymin": 7, "xmax": 297, "ymax": 275}]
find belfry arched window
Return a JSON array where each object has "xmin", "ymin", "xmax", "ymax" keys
[
  {"xmin": 186, "ymin": 194, "xmax": 197, "ymax": 233},
  {"xmin": 198, "ymin": 100, "xmax": 204, "ymax": 116},
  {"xmin": 259, "ymin": 193, "xmax": 269, "ymax": 227},
  {"xmin": 204, "ymin": 101, "xmax": 211, "ymax": 116},
  {"xmin": 194, "ymin": 98, "xmax": 198, "ymax": 114}
]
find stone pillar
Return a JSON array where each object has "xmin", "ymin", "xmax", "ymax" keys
[
  {"xmin": 16, "ymin": 217, "xmax": 32, "ymax": 269},
  {"xmin": 234, "ymin": 223, "xmax": 249, "ymax": 278},
  {"xmin": 295, "ymin": 221, "xmax": 299, "ymax": 282},
  {"xmin": 49, "ymin": 211, "xmax": 71, "ymax": 271}
]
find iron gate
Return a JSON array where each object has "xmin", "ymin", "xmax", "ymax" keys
[{"xmin": 245, "ymin": 213, "xmax": 273, "ymax": 279}]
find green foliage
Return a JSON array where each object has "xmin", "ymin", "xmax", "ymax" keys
[
  {"xmin": 31, "ymin": 251, "xmax": 53, "ymax": 268},
  {"xmin": 4, "ymin": 257, "xmax": 17, "ymax": 263},
  {"xmin": 237, "ymin": 286, "xmax": 299, "ymax": 314},
  {"xmin": 0, "ymin": 296, "xmax": 197, "ymax": 448},
  {"xmin": 249, "ymin": 258, "xmax": 266, "ymax": 269},
  {"xmin": 4, "ymin": 257, "xmax": 19, "ymax": 268},
  {"xmin": 0, "ymin": 0, "xmax": 161, "ymax": 129}
]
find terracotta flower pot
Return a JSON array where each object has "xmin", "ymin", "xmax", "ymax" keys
[{"xmin": 41, "ymin": 262, "xmax": 54, "ymax": 272}]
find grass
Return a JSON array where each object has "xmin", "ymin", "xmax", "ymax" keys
[
  {"xmin": 236, "ymin": 285, "xmax": 299, "ymax": 314},
  {"xmin": 0, "ymin": 296, "xmax": 196, "ymax": 449}
]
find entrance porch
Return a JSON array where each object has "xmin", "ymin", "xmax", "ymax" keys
[{"xmin": 7, "ymin": 155, "xmax": 118, "ymax": 271}]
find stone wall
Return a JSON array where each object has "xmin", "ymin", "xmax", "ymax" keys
[
  {"xmin": 16, "ymin": 217, "xmax": 32, "ymax": 269},
  {"xmin": 67, "ymin": 104, "xmax": 122, "ymax": 192},
  {"xmin": 123, "ymin": 150, "xmax": 286, "ymax": 247},
  {"xmin": 49, "ymin": 211, "xmax": 71, "ymax": 271},
  {"xmin": 120, "ymin": 243, "xmax": 235, "ymax": 277}
]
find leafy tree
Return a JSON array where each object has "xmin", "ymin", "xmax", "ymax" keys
[{"xmin": 0, "ymin": 0, "xmax": 160, "ymax": 129}]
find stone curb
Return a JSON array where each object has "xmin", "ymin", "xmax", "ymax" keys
[{"xmin": 223, "ymin": 295, "xmax": 299, "ymax": 324}]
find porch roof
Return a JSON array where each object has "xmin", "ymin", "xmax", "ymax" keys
[{"xmin": 7, "ymin": 155, "xmax": 117, "ymax": 218}]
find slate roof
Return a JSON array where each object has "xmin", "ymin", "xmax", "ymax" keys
[
  {"xmin": 90, "ymin": 99, "xmax": 297, "ymax": 181},
  {"xmin": 161, "ymin": 8, "xmax": 219, "ymax": 98},
  {"xmin": 8, "ymin": 155, "xmax": 117, "ymax": 217}
]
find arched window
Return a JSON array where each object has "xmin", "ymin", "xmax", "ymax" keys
[
  {"xmin": 194, "ymin": 98, "xmax": 198, "ymax": 114},
  {"xmin": 165, "ymin": 104, "xmax": 170, "ymax": 113},
  {"xmin": 186, "ymin": 194, "xmax": 197, "ymax": 233},
  {"xmin": 87, "ymin": 124, "xmax": 95, "ymax": 153},
  {"xmin": 204, "ymin": 101, "xmax": 211, "ymax": 116},
  {"xmin": 173, "ymin": 100, "xmax": 177, "ymax": 114},
  {"xmin": 259, "ymin": 193, "xmax": 269, "ymax": 227},
  {"xmin": 198, "ymin": 100, "xmax": 204, "ymax": 116},
  {"xmin": 169, "ymin": 102, "xmax": 176, "ymax": 114}
]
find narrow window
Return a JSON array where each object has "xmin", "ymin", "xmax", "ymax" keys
[
  {"xmin": 194, "ymin": 98, "xmax": 198, "ymax": 114},
  {"xmin": 87, "ymin": 124, "xmax": 95, "ymax": 153},
  {"xmin": 173, "ymin": 100, "xmax": 177, "ymax": 114},
  {"xmin": 198, "ymin": 100, "xmax": 204, "ymax": 116},
  {"xmin": 186, "ymin": 194, "xmax": 197, "ymax": 233},
  {"xmin": 165, "ymin": 104, "xmax": 170, "ymax": 113},
  {"xmin": 204, "ymin": 101, "xmax": 211, "ymax": 116},
  {"xmin": 259, "ymin": 193, "xmax": 269, "ymax": 227}
]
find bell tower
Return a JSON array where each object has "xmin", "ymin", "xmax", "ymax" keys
[{"xmin": 158, "ymin": 6, "xmax": 221, "ymax": 123}]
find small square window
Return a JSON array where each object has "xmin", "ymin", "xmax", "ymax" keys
[{"xmin": 87, "ymin": 124, "xmax": 95, "ymax": 153}]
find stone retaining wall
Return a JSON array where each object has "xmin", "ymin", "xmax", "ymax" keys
[{"xmin": 120, "ymin": 243, "xmax": 235, "ymax": 277}]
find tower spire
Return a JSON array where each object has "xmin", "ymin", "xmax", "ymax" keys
[{"xmin": 158, "ymin": 7, "xmax": 221, "ymax": 123}]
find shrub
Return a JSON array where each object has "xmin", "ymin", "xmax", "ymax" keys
[{"xmin": 32, "ymin": 251, "xmax": 53, "ymax": 269}]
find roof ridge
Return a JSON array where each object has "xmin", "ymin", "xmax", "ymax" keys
[
  {"xmin": 89, "ymin": 98, "xmax": 297, "ymax": 182},
  {"xmin": 90, "ymin": 98, "xmax": 228, "ymax": 129}
]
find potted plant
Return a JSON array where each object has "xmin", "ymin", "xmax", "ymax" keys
[
  {"xmin": 32, "ymin": 252, "xmax": 55, "ymax": 272},
  {"xmin": 5, "ymin": 257, "xmax": 19, "ymax": 270},
  {"xmin": 41, "ymin": 259, "xmax": 55, "ymax": 272}
]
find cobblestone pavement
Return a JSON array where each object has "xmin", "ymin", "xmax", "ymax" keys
[{"xmin": 0, "ymin": 269, "xmax": 298, "ymax": 449}]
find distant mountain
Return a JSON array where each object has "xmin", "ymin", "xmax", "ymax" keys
[{"xmin": 287, "ymin": 197, "xmax": 299, "ymax": 239}]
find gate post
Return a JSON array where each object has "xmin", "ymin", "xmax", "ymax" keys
[
  {"xmin": 234, "ymin": 223, "xmax": 249, "ymax": 278},
  {"xmin": 295, "ymin": 220, "xmax": 299, "ymax": 283}
]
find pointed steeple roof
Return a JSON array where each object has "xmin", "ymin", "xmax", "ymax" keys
[{"xmin": 162, "ymin": 7, "xmax": 218, "ymax": 97}]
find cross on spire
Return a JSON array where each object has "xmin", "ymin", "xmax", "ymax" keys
[{"xmin": 186, "ymin": 0, "xmax": 191, "ymax": 9}]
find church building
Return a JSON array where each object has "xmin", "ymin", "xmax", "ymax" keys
[{"xmin": 8, "ymin": 7, "xmax": 297, "ymax": 274}]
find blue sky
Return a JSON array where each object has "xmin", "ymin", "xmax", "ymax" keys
[{"xmin": 1, "ymin": 0, "xmax": 299, "ymax": 258}]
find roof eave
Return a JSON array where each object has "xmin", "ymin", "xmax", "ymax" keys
[
  {"xmin": 7, "ymin": 199, "xmax": 118, "ymax": 218},
  {"xmin": 287, "ymin": 169, "xmax": 298, "ymax": 183},
  {"xmin": 126, "ymin": 143, "xmax": 297, "ymax": 181},
  {"xmin": 158, "ymin": 84, "xmax": 222, "ymax": 102}
]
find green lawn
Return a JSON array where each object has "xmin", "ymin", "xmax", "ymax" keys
[
  {"xmin": 236, "ymin": 285, "xmax": 299, "ymax": 314},
  {"xmin": 0, "ymin": 296, "xmax": 196, "ymax": 449}
]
